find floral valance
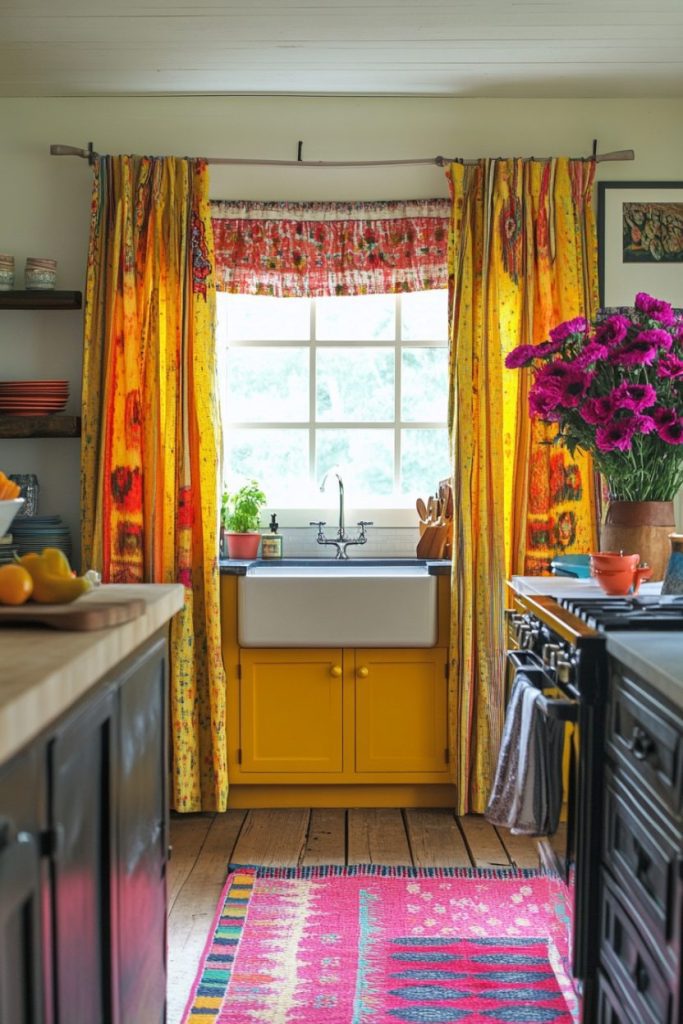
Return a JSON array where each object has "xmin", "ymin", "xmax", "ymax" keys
[{"xmin": 210, "ymin": 198, "xmax": 450, "ymax": 297}]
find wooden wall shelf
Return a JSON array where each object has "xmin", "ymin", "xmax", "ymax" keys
[
  {"xmin": 0, "ymin": 290, "xmax": 82, "ymax": 310},
  {"xmin": 0, "ymin": 415, "xmax": 81, "ymax": 438}
]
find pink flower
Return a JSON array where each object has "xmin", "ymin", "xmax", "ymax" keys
[
  {"xmin": 555, "ymin": 368, "xmax": 594, "ymax": 407},
  {"xmin": 594, "ymin": 314, "xmax": 630, "ymax": 347},
  {"xmin": 635, "ymin": 292, "xmax": 676, "ymax": 325},
  {"xmin": 505, "ymin": 344, "xmax": 537, "ymax": 369},
  {"xmin": 653, "ymin": 407, "xmax": 679, "ymax": 427},
  {"xmin": 574, "ymin": 341, "xmax": 609, "ymax": 367},
  {"xmin": 536, "ymin": 360, "xmax": 579, "ymax": 382},
  {"xmin": 634, "ymin": 328, "xmax": 673, "ymax": 351},
  {"xmin": 657, "ymin": 353, "xmax": 683, "ymax": 378},
  {"xmin": 549, "ymin": 316, "xmax": 588, "ymax": 343},
  {"xmin": 610, "ymin": 338, "xmax": 659, "ymax": 366},
  {"xmin": 528, "ymin": 379, "xmax": 564, "ymax": 420},
  {"xmin": 534, "ymin": 338, "xmax": 565, "ymax": 357},
  {"xmin": 658, "ymin": 418, "xmax": 683, "ymax": 444},
  {"xmin": 595, "ymin": 420, "xmax": 636, "ymax": 452},
  {"xmin": 581, "ymin": 396, "xmax": 615, "ymax": 425},
  {"xmin": 631, "ymin": 414, "xmax": 657, "ymax": 435},
  {"xmin": 611, "ymin": 382, "xmax": 657, "ymax": 412}
]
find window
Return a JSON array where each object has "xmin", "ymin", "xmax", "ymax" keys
[{"xmin": 217, "ymin": 290, "xmax": 450, "ymax": 512}]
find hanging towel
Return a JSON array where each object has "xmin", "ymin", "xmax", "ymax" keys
[{"xmin": 485, "ymin": 668, "xmax": 565, "ymax": 836}]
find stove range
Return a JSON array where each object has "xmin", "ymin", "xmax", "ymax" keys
[{"xmin": 559, "ymin": 594, "xmax": 683, "ymax": 632}]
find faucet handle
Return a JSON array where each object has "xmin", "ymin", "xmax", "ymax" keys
[
  {"xmin": 358, "ymin": 520, "xmax": 373, "ymax": 527},
  {"xmin": 309, "ymin": 521, "xmax": 326, "ymax": 527}
]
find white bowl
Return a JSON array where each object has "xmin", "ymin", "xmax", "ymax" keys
[{"xmin": 0, "ymin": 497, "xmax": 25, "ymax": 536}]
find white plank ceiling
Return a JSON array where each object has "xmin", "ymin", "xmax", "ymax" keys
[{"xmin": 0, "ymin": 0, "xmax": 682, "ymax": 98}]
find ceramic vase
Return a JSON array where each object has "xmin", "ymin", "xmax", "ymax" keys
[
  {"xmin": 599, "ymin": 500, "xmax": 676, "ymax": 582},
  {"xmin": 661, "ymin": 534, "xmax": 683, "ymax": 595}
]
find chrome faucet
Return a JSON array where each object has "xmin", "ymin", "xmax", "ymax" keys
[{"xmin": 311, "ymin": 470, "xmax": 373, "ymax": 559}]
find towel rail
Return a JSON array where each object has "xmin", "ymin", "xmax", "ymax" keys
[{"xmin": 507, "ymin": 649, "xmax": 579, "ymax": 723}]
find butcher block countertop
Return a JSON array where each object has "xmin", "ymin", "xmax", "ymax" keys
[{"xmin": 0, "ymin": 583, "xmax": 184, "ymax": 766}]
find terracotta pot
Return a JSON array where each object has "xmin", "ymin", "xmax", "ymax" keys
[
  {"xmin": 599, "ymin": 500, "xmax": 675, "ymax": 582},
  {"xmin": 225, "ymin": 531, "xmax": 261, "ymax": 560}
]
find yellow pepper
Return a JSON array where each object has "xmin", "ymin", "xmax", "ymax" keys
[{"xmin": 19, "ymin": 548, "xmax": 93, "ymax": 604}]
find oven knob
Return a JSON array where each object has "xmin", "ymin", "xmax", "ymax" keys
[
  {"xmin": 542, "ymin": 643, "xmax": 561, "ymax": 668},
  {"xmin": 556, "ymin": 660, "xmax": 573, "ymax": 685}
]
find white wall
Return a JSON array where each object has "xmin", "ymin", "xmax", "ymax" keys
[{"xmin": 1, "ymin": 95, "xmax": 682, "ymax": 561}]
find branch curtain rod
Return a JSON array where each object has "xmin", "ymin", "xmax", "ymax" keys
[{"xmin": 49, "ymin": 142, "xmax": 635, "ymax": 168}]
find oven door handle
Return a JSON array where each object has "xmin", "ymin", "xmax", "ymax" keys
[
  {"xmin": 507, "ymin": 650, "xmax": 579, "ymax": 723},
  {"xmin": 535, "ymin": 693, "xmax": 579, "ymax": 723}
]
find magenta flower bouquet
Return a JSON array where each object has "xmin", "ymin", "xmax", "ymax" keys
[{"xmin": 505, "ymin": 293, "xmax": 683, "ymax": 501}]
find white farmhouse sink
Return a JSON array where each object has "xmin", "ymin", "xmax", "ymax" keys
[{"xmin": 238, "ymin": 562, "xmax": 438, "ymax": 647}]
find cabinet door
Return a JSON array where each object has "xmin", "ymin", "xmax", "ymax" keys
[
  {"xmin": 240, "ymin": 649, "xmax": 344, "ymax": 773},
  {"xmin": 355, "ymin": 648, "xmax": 449, "ymax": 773},
  {"xmin": 0, "ymin": 746, "xmax": 46, "ymax": 1024},
  {"xmin": 116, "ymin": 636, "xmax": 168, "ymax": 1024},
  {"xmin": 50, "ymin": 688, "xmax": 116, "ymax": 1024}
]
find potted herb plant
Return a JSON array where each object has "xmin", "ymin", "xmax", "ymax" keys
[{"xmin": 221, "ymin": 480, "xmax": 267, "ymax": 560}]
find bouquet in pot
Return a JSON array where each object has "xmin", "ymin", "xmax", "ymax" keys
[{"xmin": 505, "ymin": 292, "xmax": 683, "ymax": 501}]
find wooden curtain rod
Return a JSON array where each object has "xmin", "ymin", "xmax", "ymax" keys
[{"xmin": 49, "ymin": 142, "xmax": 635, "ymax": 168}]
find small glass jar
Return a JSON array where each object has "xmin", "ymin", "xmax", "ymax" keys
[
  {"xmin": 0, "ymin": 254, "xmax": 14, "ymax": 291},
  {"xmin": 25, "ymin": 257, "xmax": 57, "ymax": 290}
]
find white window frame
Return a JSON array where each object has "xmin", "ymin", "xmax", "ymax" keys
[{"xmin": 217, "ymin": 292, "xmax": 449, "ymax": 527}]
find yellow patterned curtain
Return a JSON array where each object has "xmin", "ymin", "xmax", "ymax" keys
[
  {"xmin": 81, "ymin": 155, "xmax": 228, "ymax": 812},
  {"xmin": 447, "ymin": 157, "xmax": 599, "ymax": 814}
]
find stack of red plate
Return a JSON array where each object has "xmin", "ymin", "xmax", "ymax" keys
[{"xmin": 0, "ymin": 380, "xmax": 69, "ymax": 416}]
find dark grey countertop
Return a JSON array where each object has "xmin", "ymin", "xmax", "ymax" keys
[
  {"xmin": 219, "ymin": 558, "xmax": 452, "ymax": 576},
  {"xmin": 606, "ymin": 632, "xmax": 683, "ymax": 712}
]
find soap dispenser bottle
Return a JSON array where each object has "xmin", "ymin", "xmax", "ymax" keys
[{"xmin": 261, "ymin": 513, "xmax": 283, "ymax": 560}]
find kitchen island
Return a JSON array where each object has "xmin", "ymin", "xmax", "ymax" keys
[{"xmin": 0, "ymin": 582, "xmax": 184, "ymax": 1024}]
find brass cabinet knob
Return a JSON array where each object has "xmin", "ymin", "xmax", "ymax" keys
[
  {"xmin": 330, "ymin": 665, "xmax": 342, "ymax": 677},
  {"xmin": 357, "ymin": 666, "xmax": 369, "ymax": 678}
]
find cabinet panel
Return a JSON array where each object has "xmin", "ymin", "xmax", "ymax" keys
[
  {"xmin": 240, "ymin": 649, "xmax": 344, "ymax": 773},
  {"xmin": 0, "ymin": 745, "xmax": 46, "ymax": 1024},
  {"xmin": 50, "ymin": 688, "xmax": 116, "ymax": 1024},
  {"xmin": 116, "ymin": 637, "xmax": 168, "ymax": 1024},
  {"xmin": 354, "ymin": 648, "xmax": 449, "ymax": 773}
]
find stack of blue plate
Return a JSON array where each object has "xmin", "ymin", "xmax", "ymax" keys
[
  {"xmin": 0, "ymin": 539, "xmax": 19, "ymax": 565},
  {"xmin": 11, "ymin": 515, "xmax": 73, "ymax": 560}
]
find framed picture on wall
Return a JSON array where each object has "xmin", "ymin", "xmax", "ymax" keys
[{"xmin": 597, "ymin": 181, "xmax": 683, "ymax": 307}]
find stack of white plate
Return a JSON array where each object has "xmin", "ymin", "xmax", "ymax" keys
[
  {"xmin": 11, "ymin": 515, "xmax": 73, "ymax": 560},
  {"xmin": 0, "ymin": 379, "xmax": 69, "ymax": 416}
]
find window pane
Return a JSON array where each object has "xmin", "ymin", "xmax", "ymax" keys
[
  {"xmin": 401, "ymin": 348, "xmax": 448, "ymax": 422},
  {"xmin": 401, "ymin": 289, "xmax": 448, "ymax": 341},
  {"xmin": 400, "ymin": 429, "xmax": 450, "ymax": 496},
  {"xmin": 225, "ymin": 429, "xmax": 309, "ymax": 505},
  {"xmin": 222, "ymin": 348, "xmax": 308, "ymax": 422},
  {"xmin": 316, "ymin": 294, "xmax": 394, "ymax": 341},
  {"xmin": 317, "ymin": 429, "xmax": 394, "ymax": 496},
  {"xmin": 317, "ymin": 347, "xmax": 394, "ymax": 422},
  {"xmin": 222, "ymin": 294, "xmax": 310, "ymax": 341}
]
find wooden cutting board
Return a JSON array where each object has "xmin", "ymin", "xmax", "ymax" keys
[{"xmin": 0, "ymin": 598, "xmax": 146, "ymax": 631}]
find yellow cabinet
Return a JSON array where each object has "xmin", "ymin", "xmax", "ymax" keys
[
  {"xmin": 239, "ymin": 648, "xmax": 344, "ymax": 774},
  {"xmin": 220, "ymin": 574, "xmax": 456, "ymax": 805},
  {"xmin": 354, "ymin": 648, "xmax": 449, "ymax": 774}
]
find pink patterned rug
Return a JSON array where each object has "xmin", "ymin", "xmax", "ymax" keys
[{"xmin": 181, "ymin": 866, "xmax": 577, "ymax": 1023}]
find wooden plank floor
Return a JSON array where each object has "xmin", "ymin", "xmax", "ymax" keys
[{"xmin": 167, "ymin": 808, "xmax": 540, "ymax": 1024}]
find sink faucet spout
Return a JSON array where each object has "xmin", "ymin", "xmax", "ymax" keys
[{"xmin": 320, "ymin": 469, "xmax": 344, "ymax": 537}]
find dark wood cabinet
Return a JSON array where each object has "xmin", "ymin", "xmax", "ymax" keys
[
  {"xmin": 597, "ymin": 658, "xmax": 683, "ymax": 1024},
  {"xmin": 0, "ymin": 632, "xmax": 168, "ymax": 1024},
  {"xmin": 0, "ymin": 747, "xmax": 46, "ymax": 1024}
]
